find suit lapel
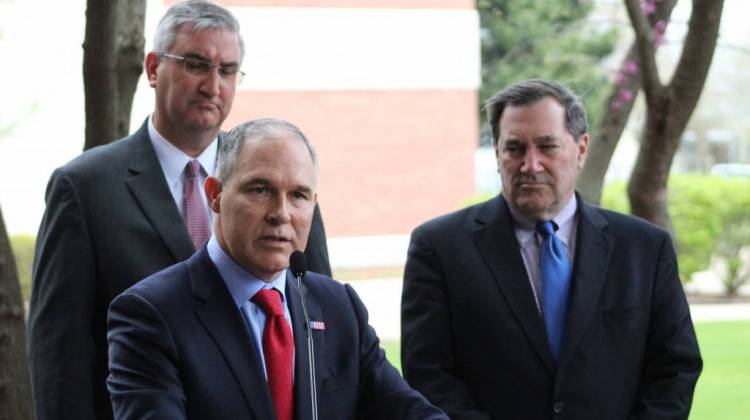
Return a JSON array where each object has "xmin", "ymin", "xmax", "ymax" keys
[
  {"xmin": 287, "ymin": 272, "xmax": 324, "ymax": 420},
  {"xmin": 125, "ymin": 121, "xmax": 194, "ymax": 262},
  {"xmin": 559, "ymin": 198, "xmax": 613, "ymax": 366},
  {"xmin": 189, "ymin": 250, "xmax": 276, "ymax": 420},
  {"xmin": 472, "ymin": 196, "xmax": 556, "ymax": 374}
]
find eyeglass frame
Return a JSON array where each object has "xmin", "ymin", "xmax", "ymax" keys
[{"xmin": 157, "ymin": 52, "xmax": 246, "ymax": 86}]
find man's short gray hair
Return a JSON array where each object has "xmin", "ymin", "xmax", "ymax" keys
[
  {"xmin": 216, "ymin": 118, "xmax": 319, "ymax": 185},
  {"xmin": 153, "ymin": 0, "xmax": 245, "ymax": 62},
  {"xmin": 485, "ymin": 79, "xmax": 588, "ymax": 147}
]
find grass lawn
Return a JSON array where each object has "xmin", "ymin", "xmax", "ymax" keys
[
  {"xmin": 381, "ymin": 320, "xmax": 750, "ymax": 419},
  {"xmin": 690, "ymin": 320, "xmax": 750, "ymax": 420}
]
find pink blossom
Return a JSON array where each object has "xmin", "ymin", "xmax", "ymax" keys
[
  {"xmin": 615, "ymin": 72, "xmax": 627, "ymax": 85},
  {"xmin": 623, "ymin": 59, "xmax": 639, "ymax": 75},
  {"xmin": 642, "ymin": 0, "xmax": 656, "ymax": 15},
  {"xmin": 618, "ymin": 88, "xmax": 634, "ymax": 102},
  {"xmin": 654, "ymin": 19, "xmax": 667, "ymax": 34}
]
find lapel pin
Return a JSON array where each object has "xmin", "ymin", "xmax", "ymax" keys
[{"xmin": 309, "ymin": 320, "xmax": 326, "ymax": 331}]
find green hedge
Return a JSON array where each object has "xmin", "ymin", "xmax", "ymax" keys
[
  {"xmin": 463, "ymin": 175, "xmax": 750, "ymax": 283},
  {"xmin": 10, "ymin": 234, "xmax": 35, "ymax": 300},
  {"xmin": 602, "ymin": 175, "xmax": 750, "ymax": 281}
]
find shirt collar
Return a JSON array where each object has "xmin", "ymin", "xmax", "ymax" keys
[
  {"xmin": 206, "ymin": 236, "xmax": 288, "ymax": 308},
  {"xmin": 147, "ymin": 115, "xmax": 218, "ymax": 185},
  {"xmin": 509, "ymin": 194, "xmax": 578, "ymax": 248}
]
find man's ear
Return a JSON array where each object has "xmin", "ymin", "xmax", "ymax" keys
[
  {"xmin": 577, "ymin": 132, "xmax": 590, "ymax": 170},
  {"xmin": 204, "ymin": 176, "xmax": 223, "ymax": 213},
  {"xmin": 144, "ymin": 52, "xmax": 160, "ymax": 88}
]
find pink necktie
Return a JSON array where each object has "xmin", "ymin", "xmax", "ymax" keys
[
  {"xmin": 253, "ymin": 289, "xmax": 294, "ymax": 420},
  {"xmin": 183, "ymin": 160, "xmax": 210, "ymax": 250}
]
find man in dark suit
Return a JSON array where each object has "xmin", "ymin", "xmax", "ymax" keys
[
  {"xmin": 401, "ymin": 79, "xmax": 702, "ymax": 420},
  {"xmin": 106, "ymin": 118, "xmax": 446, "ymax": 420},
  {"xmin": 28, "ymin": 2, "xmax": 330, "ymax": 419}
]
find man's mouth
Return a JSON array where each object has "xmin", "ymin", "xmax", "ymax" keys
[
  {"xmin": 192, "ymin": 101, "xmax": 218, "ymax": 110},
  {"xmin": 259, "ymin": 235, "xmax": 290, "ymax": 243}
]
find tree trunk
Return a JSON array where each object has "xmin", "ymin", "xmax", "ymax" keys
[
  {"xmin": 577, "ymin": 46, "xmax": 641, "ymax": 205},
  {"xmin": 577, "ymin": 0, "xmax": 677, "ymax": 204},
  {"xmin": 0, "ymin": 206, "xmax": 33, "ymax": 420},
  {"xmin": 625, "ymin": 0, "xmax": 724, "ymax": 232},
  {"xmin": 83, "ymin": 0, "xmax": 145, "ymax": 151}
]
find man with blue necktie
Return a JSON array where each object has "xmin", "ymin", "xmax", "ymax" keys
[{"xmin": 401, "ymin": 79, "xmax": 702, "ymax": 419}]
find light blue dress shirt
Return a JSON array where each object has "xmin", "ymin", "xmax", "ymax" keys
[
  {"xmin": 509, "ymin": 195, "xmax": 578, "ymax": 312},
  {"xmin": 206, "ymin": 236, "xmax": 294, "ymax": 378}
]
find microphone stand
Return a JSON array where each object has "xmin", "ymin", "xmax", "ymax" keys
[{"xmin": 296, "ymin": 272, "xmax": 318, "ymax": 420}]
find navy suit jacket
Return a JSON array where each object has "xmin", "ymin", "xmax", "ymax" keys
[
  {"xmin": 107, "ymin": 247, "xmax": 447, "ymax": 420},
  {"xmin": 401, "ymin": 194, "xmax": 702, "ymax": 420},
  {"xmin": 28, "ymin": 121, "xmax": 331, "ymax": 420}
]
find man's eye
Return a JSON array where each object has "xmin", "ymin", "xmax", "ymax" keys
[
  {"xmin": 185, "ymin": 58, "xmax": 210, "ymax": 72},
  {"xmin": 219, "ymin": 65, "xmax": 238, "ymax": 76},
  {"xmin": 250, "ymin": 186, "xmax": 269, "ymax": 194}
]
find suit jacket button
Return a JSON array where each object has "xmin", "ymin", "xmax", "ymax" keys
[{"xmin": 553, "ymin": 401, "xmax": 564, "ymax": 414}]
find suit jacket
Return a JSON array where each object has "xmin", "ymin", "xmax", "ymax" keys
[
  {"xmin": 401, "ymin": 194, "xmax": 702, "ymax": 420},
  {"xmin": 106, "ymin": 247, "xmax": 447, "ymax": 420},
  {"xmin": 27, "ymin": 121, "xmax": 331, "ymax": 420}
]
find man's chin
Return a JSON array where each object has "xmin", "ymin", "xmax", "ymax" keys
[
  {"xmin": 514, "ymin": 198, "xmax": 553, "ymax": 220},
  {"xmin": 185, "ymin": 113, "xmax": 224, "ymax": 132}
]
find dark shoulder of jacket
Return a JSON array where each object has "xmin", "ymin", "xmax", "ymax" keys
[
  {"xmin": 416, "ymin": 195, "xmax": 499, "ymax": 234},
  {"xmin": 587, "ymin": 203, "xmax": 670, "ymax": 245}
]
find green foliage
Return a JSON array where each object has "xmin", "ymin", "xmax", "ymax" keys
[
  {"xmin": 714, "ymin": 209, "xmax": 750, "ymax": 295},
  {"xmin": 478, "ymin": 0, "xmax": 618, "ymax": 139},
  {"xmin": 602, "ymin": 175, "xmax": 750, "ymax": 283},
  {"xmin": 381, "ymin": 339, "xmax": 401, "ymax": 373},
  {"xmin": 10, "ymin": 234, "xmax": 35, "ymax": 300}
]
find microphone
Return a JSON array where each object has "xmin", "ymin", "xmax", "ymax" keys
[
  {"xmin": 290, "ymin": 250, "xmax": 307, "ymax": 279},
  {"xmin": 290, "ymin": 251, "xmax": 317, "ymax": 420}
]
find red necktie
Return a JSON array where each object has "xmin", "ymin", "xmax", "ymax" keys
[
  {"xmin": 253, "ymin": 289, "xmax": 294, "ymax": 420},
  {"xmin": 183, "ymin": 159, "xmax": 210, "ymax": 250}
]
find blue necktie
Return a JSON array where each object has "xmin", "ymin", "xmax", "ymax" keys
[{"xmin": 537, "ymin": 220, "xmax": 572, "ymax": 362}]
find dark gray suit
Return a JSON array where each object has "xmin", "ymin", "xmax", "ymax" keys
[
  {"xmin": 27, "ymin": 121, "xmax": 331, "ymax": 420},
  {"xmin": 107, "ymin": 247, "xmax": 446, "ymax": 420},
  {"xmin": 401, "ymin": 194, "xmax": 701, "ymax": 420}
]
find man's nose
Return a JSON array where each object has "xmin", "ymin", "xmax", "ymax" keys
[
  {"xmin": 521, "ymin": 149, "xmax": 544, "ymax": 173},
  {"xmin": 199, "ymin": 67, "xmax": 221, "ymax": 96},
  {"xmin": 266, "ymin": 196, "xmax": 291, "ymax": 225}
]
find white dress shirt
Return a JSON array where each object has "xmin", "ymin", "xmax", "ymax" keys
[{"xmin": 147, "ymin": 115, "xmax": 217, "ymax": 228}]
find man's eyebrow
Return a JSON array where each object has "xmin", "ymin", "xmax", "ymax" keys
[
  {"xmin": 534, "ymin": 135, "xmax": 558, "ymax": 143},
  {"xmin": 182, "ymin": 52, "xmax": 209, "ymax": 61},
  {"xmin": 240, "ymin": 176, "xmax": 272, "ymax": 186},
  {"xmin": 294, "ymin": 185, "xmax": 313, "ymax": 194},
  {"xmin": 182, "ymin": 52, "xmax": 239, "ymax": 67}
]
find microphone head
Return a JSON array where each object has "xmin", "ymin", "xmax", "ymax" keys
[{"xmin": 289, "ymin": 250, "xmax": 307, "ymax": 278}]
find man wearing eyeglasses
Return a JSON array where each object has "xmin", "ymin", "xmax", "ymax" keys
[{"xmin": 27, "ymin": 2, "xmax": 331, "ymax": 420}]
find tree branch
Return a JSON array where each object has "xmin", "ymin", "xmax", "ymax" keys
[
  {"xmin": 624, "ymin": 0, "xmax": 662, "ymax": 101},
  {"xmin": 668, "ymin": 0, "xmax": 724, "ymax": 108}
]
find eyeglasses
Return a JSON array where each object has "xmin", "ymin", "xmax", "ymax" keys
[{"xmin": 158, "ymin": 53, "xmax": 245, "ymax": 86}]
